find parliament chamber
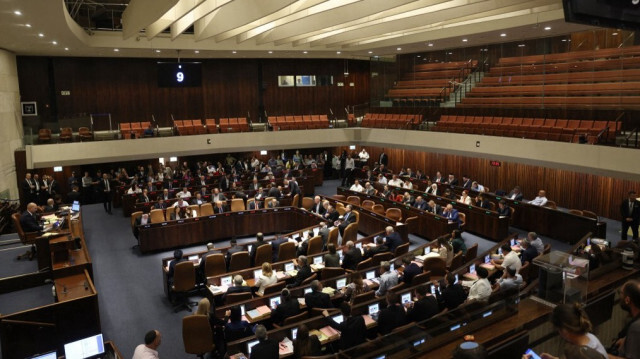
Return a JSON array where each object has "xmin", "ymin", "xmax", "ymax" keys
[{"xmin": 2, "ymin": 0, "xmax": 640, "ymax": 358}]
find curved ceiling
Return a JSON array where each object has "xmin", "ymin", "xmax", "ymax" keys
[{"xmin": 1, "ymin": 0, "xmax": 595, "ymax": 59}]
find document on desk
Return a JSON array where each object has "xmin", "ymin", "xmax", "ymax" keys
[
  {"xmin": 297, "ymin": 297, "xmax": 306, "ymax": 306},
  {"xmin": 321, "ymin": 287, "xmax": 335, "ymax": 295},
  {"xmin": 362, "ymin": 314, "xmax": 377, "ymax": 327},
  {"xmin": 309, "ymin": 329, "xmax": 329, "ymax": 343},
  {"xmin": 279, "ymin": 337, "xmax": 293, "ymax": 355},
  {"xmin": 320, "ymin": 325, "xmax": 340, "ymax": 340},
  {"xmin": 246, "ymin": 305, "xmax": 271, "ymax": 321},
  {"xmin": 208, "ymin": 285, "xmax": 229, "ymax": 294}
]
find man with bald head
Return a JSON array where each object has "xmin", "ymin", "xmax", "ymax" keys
[
  {"xmin": 20, "ymin": 203, "xmax": 43, "ymax": 233},
  {"xmin": 132, "ymin": 329, "xmax": 162, "ymax": 359},
  {"xmin": 309, "ymin": 195, "xmax": 325, "ymax": 215}
]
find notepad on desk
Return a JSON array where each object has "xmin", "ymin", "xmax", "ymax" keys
[
  {"xmin": 320, "ymin": 325, "xmax": 340, "ymax": 340},
  {"xmin": 362, "ymin": 314, "xmax": 377, "ymax": 327},
  {"xmin": 286, "ymin": 270, "xmax": 298, "ymax": 277},
  {"xmin": 276, "ymin": 271, "xmax": 288, "ymax": 280},
  {"xmin": 322, "ymin": 287, "xmax": 335, "ymax": 295},
  {"xmin": 246, "ymin": 305, "xmax": 271, "ymax": 321},
  {"xmin": 297, "ymin": 297, "xmax": 306, "ymax": 306},
  {"xmin": 311, "ymin": 263, "xmax": 325, "ymax": 271},
  {"xmin": 309, "ymin": 329, "xmax": 329, "ymax": 344},
  {"xmin": 279, "ymin": 337, "xmax": 293, "ymax": 355},
  {"xmin": 208, "ymin": 285, "xmax": 229, "ymax": 294}
]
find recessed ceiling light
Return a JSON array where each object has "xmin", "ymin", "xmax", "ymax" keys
[
  {"xmin": 64, "ymin": 47, "xmax": 69, "ymax": 51},
  {"xmin": 397, "ymin": 47, "xmax": 402, "ymax": 51},
  {"xmin": 368, "ymin": 51, "xmax": 373, "ymax": 54},
  {"xmin": 518, "ymin": 44, "xmax": 525, "ymax": 47},
  {"xmin": 14, "ymin": 10, "xmax": 22, "ymax": 16},
  {"xmin": 427, "ymin": 43, "xmax": 433, "ymax": 47},
  {"xmin": 194, "ymin": 50, "xmax": 199, "ymax": 54},
  {"xmin": 612, "ymin": 32, "xmax": 619, "ymax": 35},
  {"xmin": 52, "ymin": 41, "xmax": 57, "ymax": 45},
  {"xmin": 25, "ymin": 23, "xmax": 31, "ymax": 28},
  {"xmin": 562, "ymin": 39, "xmax": 567, "ymax": 42},
  {"xmin": 544, "ymin": 26, "xmax": 551, "ymax": 30},
  {"xmin": 500, "ymin": 33, "xmax": 506, "ymax": 37},
  {"xmin": 462, "ymin": 39, "xmax": 468, "ymax": 42},
  {"xmin": 448, "ymin": 52, "xmax": 453, "ymax": 55},
  {"xmin": 268, "ymin": 51, "xmax": 273, "ymax": 54},
  {"xmin": 114, "ymin": 48, "xmax": 119, "ymax": 52},
  {"xmin": 155, "ymin": 49, "xmax": 161, "ymax": 53},
  {"xmin": 232, "ymin": 51, "xmax": 237, "ymax": 54},
  {"xmin": 303, "ymin": 51, "xmax": 308, "ymax": 54},
  {"xmin": 336, "ymin": 51, "xmax": 341, "ymax": 54},
  {"xmin": 417, "ymin": 55, "xmax": 421, "ymax": 58},
  {"xmin": 38, "ymin": 33, "xmax": 44, "ymax": 37}
]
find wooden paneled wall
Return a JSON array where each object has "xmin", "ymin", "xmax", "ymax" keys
[
  {"xmin": 17, "ymin": 57, "xmax": 370, "ymax": 129},
  {"xmin": 336, "ymin": 145, "xmax": 639, "ymax": 221}
]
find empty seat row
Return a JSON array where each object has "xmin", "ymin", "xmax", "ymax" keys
[
  {"xmin": 39, "ymin": 127, "xmax": 93, "ymax": 143},
  {"xmin": 497, "ymin": 45, "xmax": 640, "ymax": 67},
  {"xmin": 360, "ymin": 113, "xmax": 422, "ymax": 129},
  {"xmin": 478, "ymin": 68, "xmax": 640, "ymax": 87},
  {"xmin": 173, "ymin": 118, "xmax": 250, "ymax": 135},
  {"xmin": 458, "ymin": 96, "xmax": 640, "ymax": 110},
  {"xmin": 120, "ymin": 122, "xmax": 151, "ymax": 139},
  {"xmin": 268, "ymin": 115, "xmax": 329, "ymax": 131}
]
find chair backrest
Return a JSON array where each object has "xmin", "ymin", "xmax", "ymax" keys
[
  {"xmin": 188, "ymin": 204, "xmax": 200, "ymax": 217},
  {"xmin": 255, "ymin": 244, "xmax": 272, "ymax": 265},
  {"xmin": 200, "ymin": 203, "xmax": 213, "ymax": 216},
  {"xmin": 355, "ymin": 257, "xmax": 372, "ymax": 271},
  {"xmin": 450, "ymin": 251, "xmax": 464, "ymax": 270},
  {"xmin": 173, "ymin": 262, "xmax": 196, "ymax": 292},
  {"xmin": 347, "ymin": 196, "xmax": 361, "ymax": 206},
  {"xmin": 225, "ymin": 292, "xmax": 252, "ymax": 305},
  {"xmin": 182, "ymin": 315, "xmax": 214, "ymax": 355},
  {"xmin": 301, "ymin": 272, "xmax": 317, "ymax": 285},
  {"xmin": 335, "ymin": 203, "xmax": 346, "ymax": 216},
  {"xmin": 465, "ymin": 243, "xmax": 478, "ymax": 262},
  {"xmin": 231, "ymin": 198, "xmax": 245, "ymax": 212},
  {"xmin": 544, "ymin": 200, "xmax": 557, "ymax": 210},
  {"xmin": 262, "ymin": 280, "xmax": 286, "ymax": 296},
  {"xmin": 292, "ymin": 194, "xmax": 300, "ymax": 208},
  {"xmin": 11, "ymin": 213, "xmax": 27, "ymax": 244},
  {"xmin": 327, "ymin": 227, "xmax": 339, "ymax": 248},
  {"xmin": 362, "ymin": 200, "xmax": 375, "ymax": 210},
  {"xmin": 332, "ymin": 195, "xmax": 346, "ymax": 201},
  {"xmin": 205, "ymin": 254, "xmax": 227, "ymax": 277},
  {"xmin": 351, "ymin": 210, "xmax": 360, "ymax": 224},
  {"xmin": 351, "ymin": 290, "xmax": 375, "ymax": 305},
  {"xmin": 385, "ymin": 208, "xmax": 402, "ymax": 222},
  {"xmin": 283, "ymin": 311, "xmax": 309, "ymax": 326},
  {"xmin": 411, "ymin": 271, "xmax": 431, "ymax": 286},
  {"xmin": 582, "ymin": 210, "xmax": 598, "ymax": 220},
  {"xmin": 371, "ymin": 252, "xmax": 393, "ymax": 267},
  {"xmin": 277, "ymin": 242, "xmax": 297, "ymax": 262},
  {"xmin": 149, "ymin": 209, "xmax": 165, "ymax": 223},
  {"xmin": 568, "ymin": 209, "xmax": 584, "ymax": 216},
  {"xmin": 229, "ymin": 251, "xmax": 250, "ymax": 272},
  {"xmin": 165, "ymin": 206, "xmax": 175, "ymax": 220},
  {"xmin": 394, "ymin": 242, "xmax": 409, "ymax": 257},
  {"xmin": 131, "ymin": 211, "xmax": 143, "ymax": 230},
  {"xmin": 423, "ymin": 257, "xmax": 447, "ymax": 277},
  {"xmin": 372, "ymin": 204, "xmax": 385, "ymax": 215},
  {"xmin": 342, "ymin": 222, "xmax": 358, "ymax": 244},
  {"xmin": 307, "ymin": 236, "xmax": 323, "ymax": 256},
  {"xmin": 302, "ymin": 197, "xmax": 314, "ymax": 209},
  {"xmin": 389, "ymin": 282, "xmax": 405, "ymax": 292},
  {"xmin": 320, "ymin": 267, "xmax": 345, "ymax": 281}
]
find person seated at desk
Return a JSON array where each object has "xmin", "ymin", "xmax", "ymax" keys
[
  {"xmin": 154, "ymin": 197, "xmax": 167, "ymax": 210},
  {"xmin": 127, "ymin": 183, "xmax": 142, "ymax": 195},
  {"xmin": 336, "ymin": 204, "xmax": 356, "ymax": 238},
  {"xmin": 251, "ymin": 261, "xmax": 277, "ymax": 296},
  {"xmin": 414, "ymin": 196, "xmax": 427, "ymax": 210},
  {"xmin": 527, "ymin": 232, "xmax": 545, "ymax": 255},
  {"xmin": 490, "ymin": 243, "xmax": 522, "ymax": 281},
  {"xmin": 223, "ymin": 305, "xmax": 253, "ymax": 342},
  {"xmin": 450, "ymin": 229, "xmax": 467, "ymax": 255},
  {"xmin": 475, "ymin": 194, "xmax": 491, "ymax": 210},
  {"xmin": 214, "ymin": 200, "xmax": 226, "ymax": 214},
  {"xmin": 20, "ymin": 202, "xmax": 43, "ymax": 233},
  {"xmin": 426, "ymin": 183, "xmax": 438, "ymax": 196},
  {"xmin": 159, "ymin": 188, "xmax": 172, "ymax": 201},
  {"xmin": 270, "ymin": 235, "xmax": 288, "ymax": 262},
  {"xmin": 383, "ymin": 226, "xmax": 403, "ymax": 254},
  {"xmin": 293, "ymin": 324, "xmax": 322, "ymax": 358},
  {"xmin": 170, "ymin": 207, "xmax": 191, "ymax": 220},
  {"xmin": 254, "ymin": 187, "xmax": 267, "ymax": 201},
  {"xmin": 492, "ymin": 267, "xmax": 523, "ymax": 293},
  {"xmin": 210, "ymin": 188, "xmax": 227, "ymax": 203},
  {"xmin": 497, "ymin": 200, "xmax": 512, "ymax": 218},
  {"xmin": 426, "ymin": 200, "xmax": 442, "ymax": 215},
  {"xmin": 322, "ymin": 303, "xmax": 367, "ymax": 351},
  {"xmin": 401, "ymin": 192, "xmax": 415, "ymax": 206},
  {"xmin": 304, "ymin": 280, "xmax": 333, "ymax": 311},
  {"xmin": 377, "ymin": 291, "xmax": 407, "ymax": 335},
  {"xmin": 226, "ymin": 239, "xmax": 244, "ymax": 269},
  {"xmin": 363, "ymin": 236, "xmax": 389, "ymax": 260},
  {"xmin": 443, "ymin": 204, "xmax": 460, "ymax": 226},
  {"xmin": 323, "ymin": 205, "xmax": 339, "ymax": 223},
  {"xmin": 250, "ymin": 233, "xmax": 265, "ymax": 266},
  {"xmin": 143, "ymin": 125, "xmax": 154, "ymax": 137},
  {"xmin": 167, "ymin": 249, "xmax": 185, "ymax": 287},
  {"xmin": 176, "ymin": 187, "xmax": 191, "ymax": 199},
  {"xmin": 401, "ymin": 255, "xmax": 421, "ymax": 284},
  {"xmin": 138, "ymin": 188, "xmax": 151, "ymax": 203},
  {"xmin": 296, "ymin": 231, "xmax": 312, "ymax": 257},
  {"xmin": 271, "ymin": 288, "xmax": 301, "ymax": 326},
  {"xmin": 402, "ymin": 179, "xmax": 413, "ymax": 190},
  {"xmin": 507, "ymin": 186, "xmax": 524, "ymax": 201},
  {"xmin": 458, "ymin": 190, "xmax": 472, "ymax": 205},
  {"xmin": 266, "ymin": 199, "xmax": 280, "ymax": 209},
  {"xmin": 190, "ymin": 192, "xmax": 204, "ymax": 205},
  {"xmin": 308, "ymin": 196, "xmax": 325, "ymax": 215},
  {"xmin": 443, "ymin": 189, "xmax": 456, "ymax": 200},
  {"xmin": 195, "ymin": 298, "xmax": 226, "ymax": 349},
  {"xmin": 223, "ymin": 275, "xmax": 252, "ymax": 302},
  {"xmin": 462, "ymin": 266, "xmax": 491, "ymax": 303},
  {"xmin": 172, "ymin": 197, "xmax": 189, "ymax": 209},
  {"xmin": 377, "ymin": 173, "xmax": 388, "ymax": 185},
  {"xmin": 349, "ymin": 179, "xmax": 364, "ymax": 192},
  {"xmin": 405, "ymin": 284, "xmax": 439, "ymax": 323},
  {"xmin": 438, "ymin": 236, "xmax": 454, "ymax": 267},
  {"xmin": 144, "ymin": 180, "xmax": 156, "ymax": 193},
  {"xmin": 43, "ymin": 198, "xmax": 58, "ymax": 213},
  {"xmin": 520, "ymin": 238, "xmax": 539, "ymax": 265},
  {"xmin": 364, "ymin": 182, "xmax": 376, "ymax": 196},
  {"xmin": 388, "ymin": 175, "xmax": 403, "ymax": 187},
  {"xmin": 323, "ymin": 243, "xmax": 340, "ymax": 268},
  {"xmin": 434, "ymin": 273, "xmax": 467, "ymax": 313},
  {"xmin": 376, "ymin": 261, "xmax": 398, "ymax": 297},
  {"xmin": 342, "ymin": 272, "xmax": 369, "ymax": 304},
  {"xmin": 529, "ymin": 190, "xmax": 548, "ymax": 207},
  {"xmin": 341, "ymin": 241, "xmax": 362, "ymax": 271},
  {"xmin": 248, "ymin": 199, "xmax": 263, "ymax": 210},
  {"xmin": 199, "ymin": 242, "xmax": 221, "ymax": 280},
  {"xmin": 249, "ymin": 324, "xmax": 279, "ymax": 359},
  {"xmin": 288, "ymin": 255, "xmax": 312, "ymax": 288}
]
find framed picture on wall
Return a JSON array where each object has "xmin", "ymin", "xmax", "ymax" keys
[
  {"xmin": 21, "ymin": 101, "xmax": 37, "ymax": 116},
  {"xmin": 278, "ymin": 75, "xmax": 295, "ymax": 87},
  {"xmin": 296, "ymin": 75, "xmax": 316, "ymax": 87}
]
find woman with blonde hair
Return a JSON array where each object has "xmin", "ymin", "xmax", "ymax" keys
[{"xmin": 254, "ymin": 262, "xmax": 277, "ymax": 295}]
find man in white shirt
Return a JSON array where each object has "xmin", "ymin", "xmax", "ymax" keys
[
  {"xmin": 172, "ymin": 197, "xmax": 189, "ymax": 208},
  {"xmin": 176, "ymin": 187, "xmax": 191, "ymax": 199},
  {"xmin": 349, "ymin": 179, "xmax": 364, "ymax": 192},
  {"xmin": 388, "ymin": 175, "xmax": 403, "ymax": 187},
  {"xmin": 358, "ymin": 148, "xmax": 370, "ymax": 166},
  {"xmin": 490, "ymin": 243, "xmax": 522, "ymax": 280},
  {"xmin": 526, "ymin": 232, "xmax": 545, "ymax": 255},
  {"xmin": 132, "ymin": 330, "xmax": 161, "ymax": 359},
  {"xmin": 463, "ymin": 266, "xmax": 491, "ymax": 302},
  {"xmin": 529, "ymin": 190, "xmax": 548, "ymax": 207},
  {"xmin": 377, "ymin": 174, "xmax": 387, "ymax": 185}
]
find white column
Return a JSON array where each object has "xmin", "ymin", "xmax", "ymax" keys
[{"xmin": 0, "ymin": 49, "xmax": 23, "ymax": 200}]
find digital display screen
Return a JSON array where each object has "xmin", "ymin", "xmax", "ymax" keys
[
  {"xmin": 270, "ymin": 296, "xmax": 281, "ymax": 309},
  {"xmin": 401, "ymin": 293, "xmax": 411, "ymax": 304},
  {"xmin": 247, "ymin": 340, "xmax": 259, "ymax": 355},
  {"xmin": 72, "ymin": 201, "xmax": 80, "ymax": 212},
  {"xmin": 285, "ymin": 262, "xmax": 294, "ymax": 272},
  {"xmin": 314, "ymin": 256, "xmax": 323, "ymax": 265},
  {"xmin": 221, "ymin": 276, "xmax": 232, "ymax": 286},
  {"xmin": 332, "ymin": 314, "xmax": 344, "ymax": 324},
  {"xmin": 366, "ymin": 271, "xmax": 375, "ymax": 280},
  {"xmin": 424, "ymin": 246, "xmax": 431, "ymax": 254},
  {"xmin": 240, "ymin": 304, "xmax": 245, "ymax": 316},
  {"xmin": 64, "ymin": 334, "xmax": 105, "ymax": 359},
  {"xmin": 304, "ymin": 287, "xmax": 312, "ymax": 294},
  {"xmin": 484, "ymin": 255, "xmax": 490, "ymax": 264},
  {"xmin": 368, "ymin": 303, "xmax": 379, "ymax": 315},
  {"xmin": 291, "ymin": 328, "xmax": 298, "ymax": 340},
  {"xmin": 254, "ymin": 269, "xmax": 262, "ymax": 279},
  {"xmin": 157, "ymin": 62, "xmax": 202, "ymax": 87},
  {"xmin": 31, "ymin": 352, "xmax": 57, "ymax": 359},
  {"xmin": 336, "ymin": 278, "xmax": 347, "ymax": 289},
  {"xmin": 469, "ymin": 264, "xmax": 476, "ymax": 274}
]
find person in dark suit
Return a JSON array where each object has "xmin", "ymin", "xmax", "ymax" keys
[
  {"xmin": 323, "ymin": 243, "xmax": 341, "ymax": 267},
  {"xmin": 304, "ymin": 280, "xmax": 333, "ymax": 310},
  {"xmin": 443, "ymin": 204, "xmax": 460, "ymax": 226},
  {"xmin": 445, "ymin": 173, "xmax": 459, "ymax": 186},
  {"xmin": 138, "ymin": 188, "xmax": 151, "ymax": 204},
  {"xmin": 296, "ymin": 233, "xmax": 310, "ymax": 257},
  {"xmin": 250, "ymin": 233, "xmax": 265, "ymax": 266},
  {"xmin": 426, "ymin": 200, "xmax": 442, "ymax": 215},
  {"xmin": 293, "ymin": 324, "xmax": 322, "ymax": 358},
  {"xmin": 98, "ymin": 173, "xmax": 113, "ymax": 214},
  {"xmin": 154, "ymin": 198, "xmax": 167, "ymax": 210},
  {"xmin": 248, "ymin": 200, "xmax": 262, "ymax": 210},
  {"xmin": 322, "ymin": 302, "xmax": 367, "ymax": 350},
  {"xmin": 497, "ymin": 200, "xmax": 512, "ymax": 218},
  {"xmin": 507, "ymin": 186, "xmax": 524, "ymax": 201},
  {"xmin": 323, "ymin": 206, "xmax": 339, "ymax": 223},
  {"xmin": 383, "ymin": 226, "xmax": 403, "ymax": 254},
  {"xmin": 43, "ymin": 198, "xmax": 57, "ymax": 213},
  {"xmin": 287, "ymin": 177, "xmax": 302, "ymax": 199},
  {"xmin": 20, "ymin": 202, "xmax": 42, "ymax": 233},
  {"xmin": 377, "ymin": 291, "xmax": 407, "ymax": 335},
  {"xmin": 288, "ymin": 255, "xmax": 312, "ymax": 288},
  {"xmin": 167, "ymin": 249, "xmax": 185, "ymax": 286},
  {"xmin": 405, "ymin": 285, "xmax": 439, "ymax": 323},
  {"xmin": 214, "ymin": 201, "xmax": 226, "ymax": 214},
  {"xmin": 67, "ymin": 185, "xmax": 81, "ymax": 204},
  {"xmin": 413, "ymin": 196, "xmax": 427, "ymax": 210},
  {"xmin": 337, "ymin": 204, "xmax": 357, "ymax": 238},
  {"xmin": 401, "ymin": 255, "xmax": 422, "ymax": 284},
  {"xmin": 461, "ymin": 175, "xmax": 472, "ymax": 190},
  {"xmin": 23, "ymin": 173, "xmax": 36, "ymax": 204},
  {"xmin": 435, "ymin": 273, "xmax": 467, "ymax": 312},
  {"xmin": 133, "ymin": 213, "xmax": 151, "ymax": 239},
  {"xmin": 270, "ymin": 288, "xmax": 301, "ymax": 326},
  {"xmin": 476, "ymin": 194, "xmax": 492, "ymax": 210},
  {"xmin": 621, "ymin": 190, "xmax": 640, "ymax": 240},
  {"xmin": 210, "ymin": 188, "xmax": 226, "ymax": 203},
  {"xmin": 219, "ymin": 174, "xmax": 231, "ymax": 192},
  {"xmin": 270, "ymin": 235, "xmax": 288, "ymax": 262},
  {"xmin": 363, "ymin": 236, "xmax": 389, "ymax": 260},
  {"xmin": 379, "ymin": 151, "xmax": 388, "ymax": 167},
  {"xmin": 222, "ymin": 275, "xmax": 252, "ymax": 303},
  {"xmin": 309, "ymin": 196, "xmax": 326, "ymax": 215},
  {"xmin": 226, "ymin": 239, "xmax": 244, "ymax": 269},
  {"xmin": 341, "ymin": 241, "xmax": 362, "ymax": 271},
  {"xmin": 199, "ymin": 242, "xmax": 221, "ymax": 280},
  {"xmin": 249, "ymin": 325, "xmax": 278, "ymax": 359}
]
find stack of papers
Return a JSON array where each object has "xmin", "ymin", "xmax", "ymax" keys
[
  {"xmin": 415, "ymin": 254, "xmax": 427, "ymax": 262},
  {"xmin": 320, "ymin": 326, "xmax": 340, "ymax": 340},
  {"xmin": 297, "ymin": 298, "xmax": 306, "ymax": 306},
  {"xmin": 321, "ymin": 287, "xmax": 335, "ymax": 295},
  {"xmin": 309, "ymin": 329, "xmax": 329, "ymax": 343},
  {"xmin": 246, "ymin": 305, "xmax": 271, "ymax": 321},
  {"xmin": 275, "ymin": 271, "xmax": 288, "ymax": 280},
  {"xmin": 279, "ymin": 337, "xmax": 293, "ymax": 355},
  {"xmin": 311, "ymin": 263, "xmax": 325, "ymax": 271},
  {"xmin": 286, "ymin": 270, "xmax": 298, "ymax": 277},
  {"xmin": 463, "ymin": 273, "xmax": 478, "ymax": 281},
  {"xmin": 208, "ymin": 285, "xmax": 228, "ymax": 294}
]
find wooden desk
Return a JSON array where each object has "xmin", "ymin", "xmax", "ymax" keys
[{"xmin": 54, "ymin": 270, "xmax": 96, "ymax": 303}]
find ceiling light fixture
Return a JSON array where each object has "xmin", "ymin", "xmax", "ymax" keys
[
  {"xmin": 612, "ymin": 32, "xmax": 619, "ymax": 35},
  {"xmin": 155, "ymin": 50, "xmax": 161, "ymax": 53},
  {"xmin": 14, "ymin": 10, "xmax": 22, "ymax": 16},
  {"xmin": 194, "ymin": 50, "xmax": 199, "ymax": 54},
  {"xmin": 114, "ymin": 48, "xmax": 119, "ymax": 52},
  {"xmin": 462, "ymin": 39, "xmax": 468, "ymax": 42},
  {"xmin": 500, "ymin": 33, "xmax": 506, "ymax": 37},
  {"xmin": 518, "ymin": 44, "xmax": 525, "ymax": 47},
  {"xmin": 368, "ymin": 51, "xmax": 373, "ymax": 54},
  {"xmin": 268, "ymin": 51, "xmax": 273, "ymax": 54},
  {"xmin": 25, "ymin": 23, "xmax": 31, "ymax": 28},
  {"xmin": 544, "ymin": 26, "xmax": 551, "ymax": 30},
  {"xmin": 428, "ymin": 43, "xmax": 433, "ymax": 47},
  {"xmin": 397, "ymin": 47, "xmax": 402, "ymax": 51},
  {"xmin": 52, "ymin": 41, "xmax": 57, "ymax": 45},
  {"xmin": 38, "ymin": 33, "xmax": 44, "ymax": 37},
  {"xmin": 336, "ymin": 51, "xmax": 341, "ymax": 54},
  {"xmin": 303, "ymin": 51, "xmax": 308, "ymax": 54},
  {"xmin": 64, "ymin": 47, "xmax": 69, "ymax": 51}
]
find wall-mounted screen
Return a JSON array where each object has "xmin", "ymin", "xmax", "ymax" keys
[
  {"xmin": 296, "ymin": 75, "xmax": 316, "ymax": 87},
  {"xmin": 158, "ymin": 62, "xmax": 202, "ymax": 87},
  {"xmin": 278, "ymin": 75, "xmax": 295, "ymax": 87}
]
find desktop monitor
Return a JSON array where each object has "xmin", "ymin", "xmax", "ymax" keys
[
  {"xmin": 587, "ymin": 237, "xmax": 591, "ymax": 246},
  {"xmin": 424, "ymin": 246, "xmax": 431, "ymax": 254},
  {"xmin": 498, "ymin": 247, "xmax": 503, "ymax": 255},
  {"xmin": 240, "ymin": 304, "xmax": 246, "ymax": 316},
  {"xmin": 336, "ymin": 278, "xmax": 347, "ymax": 289},
  {"xmin": 510, "ymin": 238, "xmax": 516, "ymax": 246},
  {"xmin": 71, "ymin": 201, "xmax": 80, "ymax": 212},
  {"xmin": 285, "ymin": 262, "xmax": 295, "ymax": 272},
  {"xmin": 401, "ymin": 293, "xmax": 411, "ymax": 304},
  {"xmin": 337, "ymin": 249, "xmax": 343, "ymax": 258},
  {"xmin": 484, "ymin": 255, "xmax": 490, "ymax": 264},
  {"xmin": 332, "ymin": 314, "xmax": 344, "ymax": 324},
  {"xmin": 356, "ymin": 242, "xmax": 363, "ymax": 249},
  {"xmin": 221, "ymin": 276, "xmax": 232, "ymax": 287},
  {"xmin": 291, "ymin": 328, "xmax": 298, "ymax": 340},
  {"xmin": 413, "ymin": 338, "xmax": 426, "ymax": 347},
  {"xmin": 304, "ymin": 287, "xmax": 312, "ymax": 295},
  {"xmin": 270, "ymin": 296, "xmax": 281, "ymax": 309},
  {"xmin": 64, "ymin": 334, "xmax": 105, "ymax": 359},
  {"xmin": 365, "ymin": 271, "xmax": 375, "ymax": 280},
  {"xmin": 454, "ymin": 274, "xmax": 459, "ymax": 284},
  {"xmin": 390, "ymin": 263, "xmax": 395, "ymax": 271},
  {"xmin": 247, "ymin": 245, "xmax": 253, "ymax": 253},
  {"xmin": 313, "ymin": 256, "xmax": 323, "ymax": 265},
  {"xmin": 368, "ymin": 303, "xmax": 380, "ymax": 315},
  {"xmin": 469, "ymin": 264, "xmax": 476, "ymax": 274},
  {"xmin": 30, "ymin": 352, "xmax": 57, "ymax": 359},
  {"xmin": 247, "ymin": 340, "xmax": 259, "ymax": 355},
  {"xmin": 430, "ymin": 285, "xmax": 437, "ymax": 295},
  {"xmin": 373, "ymin": 355, "xmax": 385, "ymax": 359},
  {"xmin": 254, "ymin": 269, "xmax": 262, "ymax": 279}
]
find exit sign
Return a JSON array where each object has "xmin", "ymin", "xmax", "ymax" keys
[
  {"xmin": 60, "ymin": 90, "xmax": 71, "ymax": 96},
  {"xmin": 490, "ymin": 160, "xmax": 501, "ymax": 167}
]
